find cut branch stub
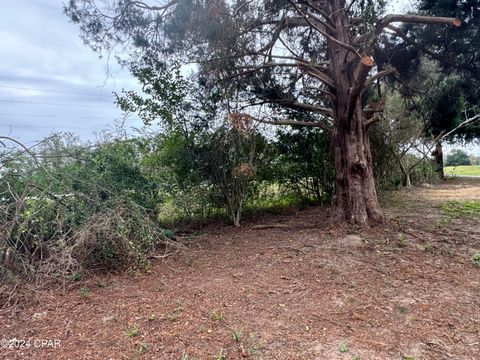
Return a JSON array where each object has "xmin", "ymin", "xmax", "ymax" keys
[{"xmin": 347, "ymin": 56, "xmax": 374, "ymax": 121}]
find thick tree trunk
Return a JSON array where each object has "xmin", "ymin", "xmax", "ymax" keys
[
  {"xmin": 433, "ymin": 141, "xmax": 444, "ymax": 179},
  {"xmin": 328, "ymin": 0, "xmax": 385, "ymax": 226},
  {"xmin": 332, "ymin": 102, "xmax": 385, "ymax": 226}
]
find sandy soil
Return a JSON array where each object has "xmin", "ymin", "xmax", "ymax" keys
[{"xmin": 1, "ymin": 178, "xmax": 479, "ymax": 360}]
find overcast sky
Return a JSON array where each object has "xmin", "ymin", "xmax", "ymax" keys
[{"xmin": 0, "ymin": 0, "xmax": 143, "ymax": 145}]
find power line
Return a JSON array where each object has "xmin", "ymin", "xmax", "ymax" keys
[
  {"xmin": 0, "ymin": 112, "xmax": 117, "ymax": 120},
  {"xmin": 0, "ymin": 99, "xmax": 114, "ymax": 109},
  {"xmin": 0, "ymin": 84, "xmax": 114, "ymax": 98},
  {"xmin": 0, "ymin": 124, "xmax": 96, "ymax": 130}
]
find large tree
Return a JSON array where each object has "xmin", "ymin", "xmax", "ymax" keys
[
  {"xmin": 382, "ymin": 0, "xmax": 480, "ymax": 178},
  {"xmin": 65, "ymin": 0, "xmax": 460, "ymax": 226}
]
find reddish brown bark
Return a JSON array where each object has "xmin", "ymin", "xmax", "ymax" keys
[
  {"xmin": 433, "ymin": 141, "xmax": 445, "ymax": 179},
  {"xmin": 327, "ymin": 0, "xmax": 385, "ymax": 226},
  {"xmin": 332, "ymin": 103, "xmax": 385, "ymax": 226}
]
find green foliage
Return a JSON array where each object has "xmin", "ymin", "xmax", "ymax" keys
[
  {"xmin": 445, "ymin": 149, "xmax": 471, "ymax": 166},
  {"xmin": 274, "ymin": 127, "xmax": 335, "ymax": 203},
  {"xmin": 115, "ymin": 63, "xmax": 191, "ymax": 127},
  {"xmin": 215, "ymin": 348, "xmax": 225, "ymax": 360},
  {"xmin": 125, "ymin": 325, "xmax": 139, "ymax": 338},
  {"xmin": 197, "ymin": 124, "xmax": 270, "ymax": 226},
  {"xmin": 440, "ymin": 200, "xmax": 480, "ymax": 218},
  {"xmin": 370, "ymin": 121, "xmax": 439, "ymax": 190},
  {"xmin": 78, "ymin": 287, "xmax": 90, "ymax": 296},
  {"xmin": 417, "ymin": 0, "xmax": 480, "ymax": 82},
  {"xmin": 338, "ymin": 342, "xmax": 349, "ymax": 353},
  {"xmin": 444, "ymin": 165, "xmax": 480, "ymax": 176},
  {"xmin": 387, "ymin": 0, "xmax": 480, "ymax": 144},
  {"xmin": 211, "ymin": 309, "xmax": 224, "ymax": 322},
  {"xmin": 0, "ymin": 134, "xmax": 175, "ymax": 281},
  {"xmin": 472, "ymin": 252, "xmax": 480, "ymax": 266},
  {"xmin": 232, "ymin": 329, "xmax": 242, "ymax": 342},
  {"xmin": 426, "ymin": 77, "xmax": 466, "ymax": 139}
]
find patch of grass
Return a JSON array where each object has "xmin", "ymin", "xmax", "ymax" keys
[
  {"xmin": 472, "ymin": 252, "xmax": 480, "ymax": 266},
  {"xmin": 181, "ymin": 353, "xmax": 196, "ymax": 360},
  {"xmin": 424, "ymin": 243, "xmax": 434, "ymax": 253},
  {"xmin": 444, "ymin": 165, "xmax": 480, "ymax": 176},
  {"xmin": 211, "ymin": 309, "xmax": 224, "ymax": 322},
  {"xmin": 398, "ymin": 306, "xmax": 408, "ymax": 314},
  {"xmin": 139, "ymin": 342, "xmax": 149, "ymax": 353},
  {"xmin": 397, "ymin": 233, "xmax": 407, "ymax": 247},
  {"xmin": 352, "ymin": 356, "xmax": 361, "ymax": 360},
  {"xmin": 125, "ymin": 325, "xmax": 139, "ymax": 338},
  {"xmin": 215, "ymin": 348, "xmax": 225, "ymax": 360},
  {"xmin": 247, "ymin": 333, "xmax": 263, "ymax": 356},
  {"xmin": 339, "ymin": 342, "xmax": 349, "ymax": 353},
  {"xmin": 66, "ymin": 271, "xmax": 82, "ymax": 282},
  {"xmin": 78, "ymin": 287, "xmax": 90, "ymax": 296},
  {"xmin": 440, "ymin": 200, "xmax": 480, "ymax": 218},
  {"xmin": 232, "ymin": 329, "xmax": 242, "ymax": 342},
  {"xmin": 169, "ymin": 301, "xmax": 184, "ymax": 321},
  {"xmin": 248, "ymin": 344, "xmax": 258, "ymax": 356},
  {"xmin": 161, "ymin": 229, "xmax": 176, "ymax": 240}
]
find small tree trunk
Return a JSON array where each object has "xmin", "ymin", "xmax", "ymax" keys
[
  {"xmin": 433, "ymin": 141, "xmax": 444, "ymax": 179},
  {"xmin": 397, "ymin": 158, "xmax": 412, "ymax": 187},
  {"xmin": 405, "ymin": 172, "xmax": 412, "ymax": 188},
  {"xmin": 231, "ymin": 198, "xmax": 243, "ymax": 227},
  {"xmin": 332, "ymin": 102, "xmax": 385, "ymax": 226},
  {"xmin": 233, "ymin": 216, "xmax": 240, "ymax": 227}
]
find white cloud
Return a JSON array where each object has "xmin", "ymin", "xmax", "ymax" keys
[{"xmin": 0, "ymin": 0, "xmax": 142, "ymax": 143}]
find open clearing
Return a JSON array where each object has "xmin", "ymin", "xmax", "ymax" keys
[
  {"xmin": 444, "ymin": 165, "xmax": 480, "ymax": 177},
  {"xmin": 1, "ymin": 179, "xmax": 479, "ymax": 360}
]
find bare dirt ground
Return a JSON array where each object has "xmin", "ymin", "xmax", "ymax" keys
[{"xmin": 1, "ymin": 178, "xmax": 479, "ymax": 360}]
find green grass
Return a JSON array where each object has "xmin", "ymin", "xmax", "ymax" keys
[
  {"xmin": 472, "ymin": 252, "xmax": 480, "ymax": 266},
  {"xmin": 440, "ymin": 200, "xmax": 480, "ymax": 218},
  {"xmin": 444, "ymin": 165, "xmax": 480, "ymax": 176}
]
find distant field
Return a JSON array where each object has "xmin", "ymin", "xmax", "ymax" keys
[{"xmin": 444, "ymin": 165, "xmax": 480, "ymax": 176}]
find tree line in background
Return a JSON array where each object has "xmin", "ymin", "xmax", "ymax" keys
[
  {"xmin": 2, "ymin": 0, "xmax": 480, "ymax": 292},
  {"xmin": 445, "ymin": 149, "xmax": 480, "ymax": 167},
  {"xmin": 64, "ymin": 0, "xmax": 480, "ymax": 226}
]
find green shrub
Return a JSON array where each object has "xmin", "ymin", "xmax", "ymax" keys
[
  {"xmin": 0, "ymin": 134, "xmax": 177, "ymax": 281},
  {"xmin": 274, "ymin": 127, "xmax": 335, "ymax": 203}
]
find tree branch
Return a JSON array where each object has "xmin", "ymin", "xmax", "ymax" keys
[
  {"xmin": 297, "ymin": 62, "xmax": 335, "ymax": 88},
  {"xmin": 254, "ymin": 118, "xmax": 331, "ymax": 130},
  {"xmin": 130, "ymin": 0, "xmax": 178, "ymax": 11},
  {"xmin": 364, "ymin": 115, "xmax": 380, "ymax": 127},
  {"xmin": 348, "ymin": 56, "xmax": 374, "ymax": 120},
  {"xmin": 365, "ymin": 67, "xmax": 398, "ymax": 87},
  {"xmin": 288, "ymin": 0, "xmax": 361, "ymax": 59},
  {"xmin": 305, "ymin": 0, "xmax": 335, "ymax": 27},
  {"xmin": 376, "ymin": 14, "xmax": 461, "ymax": 36}
]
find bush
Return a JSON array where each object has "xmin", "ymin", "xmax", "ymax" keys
[
  {"xmin": 445, "ymin": 149, "xmax": 471, "ymax": 166},
  {"xmin": 0, "ymin": 135, "xmax": 177, "ymax": 283},
  {"xmin": 274, "ymin": 127, "xmax": 335, "ymax": 203},
  {"xmin": 197, "ymin": 121, "xmax": 269, "ymax": 226}
]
